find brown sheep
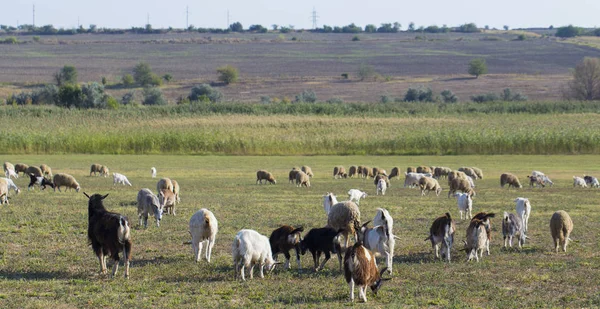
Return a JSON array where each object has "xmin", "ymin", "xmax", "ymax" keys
[
  {"xmin": 333, "ymin": 166, "xmax": 347, "ymax": 179},
  {"xmin": 416, "ymin": 166, "xmax": 431, "ymax": 174},
  {"xmin": 301, "ymin": 165, "xmax": 313, "ymax": 178},
  {"xmin": 406, "ymin": 167, "xmax": 416, "ymax": 174},
  {"xmin": 500, "ymin": 173, "xmax": 522, "ymax": 188},
  {"xmin": 362, "ymin": 166, "xmax": 373, "ymax": 178},
  {"xmin": 458, "ymin": 167, "xmax": 478, "ymax": 179},
  {"xmin": 295, "ymin": 171, "xmax": 311, "ymax": 187},
  {"xmin": 14, "ymin": 163, "xmax": 29, "ymax": 176},
  {"xmin": 448, "ymin": 177, "xmax": 474, "ymax": 198},
  {"xmin": 348, "ymin": 166, "xmax": 358, "ymax": 178},
  {"xmin": 40, "ymin": 164, "xmax": 52, "ymax": 178},
  {"xmin": 472, "ymin": 167, "xmax": 484, "ymax": 179},
  {"xmin": 256, "ymin": 170, "xmax": 276, "ymax": 185},
  {"xmin": 373, "ymin": 174, "xmax": 390, "ymax": 188},
  {"xmin": 356, "ymin": 165, "xmax": 364, "ymax": 178},
  {"xmin": 25, "ymin": 166, "xmax": 43, "ymax": 177},
  {"xmin": 419, "ymin": 177, "xmax": 442, "ymax": 196},
  {"xmin": 388, "ymin": 167, "xmax": 400, "ymax": 180}
]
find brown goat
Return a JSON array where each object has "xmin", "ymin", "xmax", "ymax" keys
[
  {"xmin": 344, "ymin": 242, "xmax": 390, "ymax": 302},
  {"xmin": 269, "ymin": 225, "xmax": 304, "ymax": 270},
  {"xmin": 471, "ymin": 212, "xmax": 495, "ymax": 256}
]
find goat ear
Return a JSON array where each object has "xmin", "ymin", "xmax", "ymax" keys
[
  {"xmin": 83, "ymin": 192, "xmax": 90, "ymax": 198},
  {"xmin": 101, "ymin": 194, "xmax": 109, "ymax": 200}
]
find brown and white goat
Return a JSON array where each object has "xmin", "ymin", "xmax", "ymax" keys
[
  {"xmin": 343, "ymin": 242, "xmax": 390, "ymax": 302},
  {"xmin": 425, "ymin": 212, "xmax": 455, "ymax": 262},
  {"xmin": 269, "ymin": 225, "xmax": 304, "ymax": 270},
  {"xmin": 85, "ymin": 192, "xmax": 132, "ymax": 278},
  {"xmin": 464, "ymin": 218, "xmax": 487, "ymax": 262},
  {"xmin": 471, "ymin": 212, "xmax": 495, "ymax": 256}
]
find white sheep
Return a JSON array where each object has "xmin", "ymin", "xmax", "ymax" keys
[
  {"xmin": 189, "ymin": 209, "xmax": 218, "ymax": 263},
  {"xmin": 157, "ymin": 178, "xmax": 174, "ymax": 192},
  {"xmin": 232, "ymin": 229, "xmax": 278, "ymax": 281},
  {"xmin": 514, "ymin": 197, "xmax": 531, "ymax": 232},
  {"xmin": 550, "ymin": 210, "xmax": 573, "ymax": 253},
  {"xmin": 323, "ymin": 192, "xmax": 338, "ymax": 216},
  {"xmin": 347, "ymin": 189, "xmax": 367, "ymax": 205},
  {"xmin": 573, "ymin": 176, "xmax": 587, "ymax": 188},
  {"xmin": 403, "ymin": 172, "xmax": 431, "ymax": 188},
  {"xmin": 455, "ymin": 192, "xmax": 473, "ymax": 220},
  {"xmin": 376, "ymin": 178, "xmax": 387, "ymax": 195},
  {"xmin": 327, "ymin": 201, "xmax": 361, "ymax": 248},
  {"xmin": 113, "ymin": 173, "xmax": 132, "ymax": 186},
  {"xmin": 151, "ymin": 167, "xmax": 157, "ymax": 178}
]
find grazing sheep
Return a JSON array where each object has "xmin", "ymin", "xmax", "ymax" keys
[
  {"xmin": 584, "ymin": 175, "xmax": 600, "ymax": 188},
  {"xmin": 301, "ymin": 165, "xmax": 313, "ymax": 178},
  {"xmin": 376, "ymin": 178, "xmax": 387, "ymax": 196},
  {"xmin": 502, "ymin": 212, "xmax": 525, "ymax": 249},
  {"xmin": 464, "ymin": 218, "xmax": 488, "ymax": 262},
  {"xmin": 28, "ymin": 173, "xmax": 55, "ymax": 191},
  {"xmin": 113, "ymin": 173, "xmax": 132, "ymax": 186},
  {"xmin": 472, "ymin": 167, "xmax": 484, "ymax": 179},
  {"xmin": 471, "ymin": 212, "xmax": 496, "ymax": 256},
  {"xmin": 455, "ymin": 192, "xmax": 473, "ymax": 220},
  {"xmin": 404, "ymin": 172, "xmax": 430, "ymax": 188},
  {"xmin": 40, "ymin": 164, "xmax": 52, "ymax": 178},
  {"xmin": 347, "ymin": 189, "xmax": 367, "ymax": 205},
  {"xmin": 515, "ymin": 197, "xmax": 531, "ymax": 232},
  {"xmin": 406, "ymin": 167, "xmax": 416, "ymax": 174},
  {"xmin": 0, "ymin": 177, "xmax": 21, "ymax": 196},
  {"xmin": 372, "ymin": 167, "xmax": 387, "ymax": 177},
  {"xmin": 323, "ymin": 192, "xmax": 339, "ymax": 216},
  {"xmin": 25, "ymin": 166, "xmax": 43, "ymax": 177},
  {"xmin": 344, "ymin": 242, "xmax": 390, "ymax": 303},
  {"xmin": 360, "ymin": 166, "xmax": 372, "ymax": 178},
  {"xmin": 159, "ymin": 189, "xmax": 177, "ymax": 216},
  {"xmin": 84, "ymin": 193, "xmax": 131, "ymax": 278},
  {"xmin": 53, "ymin": 173, "xmax": 80, "ymax": 192},
  {"xmin": 573, "ymin": 176, "xmax": 587, "ymax": 188},
  {"xmin": 416, "ymin": 166, "xmax": 431, "ymax": 174},
  {"xmin": 419, "ymin": 176, "xmax": 442, "ymax": 196},
  {"xmin": 550, "ymin": 210, "xmax": 573, "ymax": 253},
  {"xmin": 14, "ymin": 163, "xmax": 29, "ymax": 176},
  {"xmin": 295, "ymin": 171, "xmax": 311, "ymax": 187},
  {"xmin": 527, "ymin": 175, "xmax": 545, "ymax": 188},
  {"xmin": 0, "ymin": 179, "xmax": 9, "ymax": 205},
  {"xmin": 90, "ymin": 164, "xmax": 109, "ymax": 177},
  {"xmin": 256, "ymin": 170, "xmax": 276, "ymax": 184},
  {"xmin": 300, "ymin": 227, "xmax": 344, "ymax": 271},
  {"xmin": 433, "ymin": 167, "xmax": 448, "ymax": 179},
  {"xmin": 388, "ymin": 167, "xmax": 400, "ymax": 180},
  {"xmin": 458, "ymin": 167, "xmax": 478, "ymax": 179},
  {"xmin": 447, "ymin": 177, "xmax": 474, "ymax": 198},
  {"xmin": 500, "ymin": 173, "xmax": 522, "ymax": 188},
  {"xmin": 348, "ymin": 165, "xmax": 358, "ymax": 178},
  {"xmin": 171, "ymin": 179, "xmax": 181, "ymax": 203},
  {"xmin": 189, "ymin": 208, "xmax": 218, "ymax": 263},
  {"xmin": 327, "ymin": 201, "xmax": 361, "ymax": 248},
  {"xmin": 333, "ymin": 166, "xmax": 347, "ymax": 179},
  {"xmin": 3, "ymin": 162, "xmax": 17, "ymax": 179},
  {"xmin": 232, "ymin": 229, "xmax": 278, "ymax": 281},
  {"xmin": 151, "ymin": 167, "xmax": 157, "ymax": 178},
  {"xmin": 288, "ymin": 167, "xmax": 300, "ymax": 184},
  {"xmin": 425, "ymin": 213, "xmax": 455, "ymax": 262},
  {"xmin": 269, "ymin": 225, "xmax": 304, "ymax": 269},
  {"xmin": 157, "ymin": 178, "xmax": 173, "ymax": 192},
  {"xmin": 136, "ymin": 188, "xmax": 163, "ymax": 228}
]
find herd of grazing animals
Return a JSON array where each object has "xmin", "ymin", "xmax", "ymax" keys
[{"xmin": 1, "ymin": 160, "xmax": 585, "ymax": 303}]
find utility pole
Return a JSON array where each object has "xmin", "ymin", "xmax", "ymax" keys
[
  {"xmin": 32, "ymin": 4, "xmax": 35, "ymax": 27},
  {"xmin": 186, "ymin": 6, "xmax": 189, "ymax": 29},
  {"xmin": 147, "ymin": 13, "xmax": 150, "ymax": 26},
  {"xmin": 227, "ymin": 10, "xmax": 229, "ymax": 28},
  {"xmin": 311, "ymin": 7, "xmax": 318, "ymax": 29}
]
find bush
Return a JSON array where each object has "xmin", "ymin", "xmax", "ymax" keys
[
  {"xmin": 105, "ymin": 96, "xmax": 119, "ymax": 109},
  {"xmin": 260, "ymin": 96, "xmax": 271, "ymax": 104},
  {"xmin": 122, "ymin": 74, "xmax": 134, "ymax": 87},
  {"xmin": 440, "ymin": 90, "xmax": 458, "ymax": 103},
  {"xmin": 341, "ymin": 73, "xmax": 349, "ymax": 79},
  {"xmin": 565, "ymin": 57, "xmax": 600, "ymax": 100},
  {"xmin": 121, "ymin": 91, "xmax": 137, "ymax": 105},
  {"xmin": 81, "ymin": 82, "xmax": 106, "ymax": 108},
  {"xmin": 404, "ymin": 87, "xmax": 434, "ymax": 102},
  {"xmin": 352, "ymin": 36, "xmax": 360, "ymax": 41},
  {"xmin": 501, "ymin": 88, "xmax": 527, "ymax": 101},
  {"xmin": 471, "ymin": 93, "xmax": 498, "ymax": 103},
  {"xmin": 54, "ymin": 65, "xmax": 78, "ymax": 86},
  {"xmin": 101, "ymin": 76, "xmax": 107, "ymax": 85},
  {"xmin": 2, "ymin": 36, "xmax": 18, "ymax": 44},
  {"xmin": 295, "ymin": 90, "xmax": 317, "ymax": 103},
  {"xmin": 142, "ymin": 87, "xmax": 167, "ymax": 105},
  {"xmin": 357, "ymin": 63, "xmax": 376, "ymax": 81},
  {"xmin": 468, "ymin": 58, "xmax": 488, "ymax": 78},
  {"xmin": 162, "ymin": 74, "xmax": 173, "ymax": 83},
  {"xmin": 133, "ymin": 62, "xmax": 156, "ymax": 87},
  {"xmin": 229, "ymin": 22, "xmax": 243, "ymax": 32},
  {"xmin": 326, "ymin": 98, "xmax": 343, "ymax": 104},
  {"xmin": 380, "ymin": 95, "xmax": 391, "ymax": 103},
  {"xmin": 57, "ymin": 84, "xmax": 83, "ymax": 108},
  {"xmin": 457, "ymin": 23, "xmax": 480, "ymax": 33},
  {"xmin": 555, "ymin": 25, "xmax": 582, "ymax": 38},
  {"xmin": 517, "ymin": 34, "xmax": 526, "ymax": 41},
  {"xmin": 217, "ymin": 65, "xmax": 239, "ymax": 85},
  {"xmin": 188, "ymin": 84, "xmax": 223, "ymax": 103}
]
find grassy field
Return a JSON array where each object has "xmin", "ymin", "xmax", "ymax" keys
[{"xmin": 0, "ymin": 154, "xmax": 599, "ymax": 308}]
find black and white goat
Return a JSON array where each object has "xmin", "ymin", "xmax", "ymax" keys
[
  {"xmin": 300, "ymin": 227, "xmax": 344, "ymax": 271},
  {"xmin": 269, "ymin": 225, "xmax": 304, "ymax": 270},
  {"xmin": 343, "ymin": 242, "xmax": 390, "ymax": 302},
  {"xmin": 27, "ymin": 173, "xmax": 54, "ymax": 191},
  {"xmin": 425, "ymin": 212, "xmax": 455, "ymax": 262},
  {"xmin": 85, "ymin": 192, "xmax": 132, "ymax": 278}
]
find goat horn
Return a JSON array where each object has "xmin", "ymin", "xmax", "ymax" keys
[
  {"xmin": 379, "ymin": 267, "xmax": 388, "ymax": 276},
  {"xmin": 101, "ymin": 194, "xmax": 109, "ymax": 200},
  {"xmin": 362, "ymin": 220, "xmax": 372, "ymax": 228},
  {"xmin": 83, "ymin": 192, "xmax": 90, "ymax": 198}
]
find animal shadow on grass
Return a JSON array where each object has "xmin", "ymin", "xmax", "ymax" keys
[
  {"xmin": 273, "ymin": 294, "xmax": 345, "ymax": 305},
  {"xmin": 133, "ymin": 255, "xmax": 186, "ymax": 268},
  {"xmin": 119, "ymin": 201, "xmax": 137, "ymax": 207},
  {"xmin": 441, "ymin": 77, "xmax": 475, "ymax": 82},
  {"xmin": 394, "ymin": 252, "xmax": 431, "ymax": 264},
  {"xmin": 0, "ymin": 269, "xmax": 87, "ymax": 281}
]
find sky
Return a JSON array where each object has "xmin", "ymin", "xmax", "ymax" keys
[{"xmin": 1, "ymin": 0, "xmax": 599, "ymax": 30}]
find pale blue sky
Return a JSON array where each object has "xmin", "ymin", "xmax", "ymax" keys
[{"xmin": 1, "ymin": 0, "xmax": 599, "ymax": 30}]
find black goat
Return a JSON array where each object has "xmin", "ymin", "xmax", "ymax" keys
[
  {"xmin": 27, "ymin": 173, "xmax": 54, "ymax": 191},
  {"xmin": 85, "ymin": 192, "xmax": 132, "ymax": 278},
  {"xmin": 300, "ymin": 227, "xmax": 343, "ymax": 271},
  {"xmin": 269, "ymin": 225, "xmax": 304, "ymax": 270}
]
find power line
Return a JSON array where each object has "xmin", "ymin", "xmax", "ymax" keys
[{"xmin": 310, "ymin": 7, "xmax": 319, "ymax": 29}]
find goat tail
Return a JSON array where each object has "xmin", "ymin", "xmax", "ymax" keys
[{"xmin": 118, "ymin": 216, "xmax": 131, "ymax": 244}]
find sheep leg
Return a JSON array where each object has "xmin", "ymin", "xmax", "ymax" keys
[
  {"xmin": 349, "ymin": 278, "xmax": 355, "ymax": 302},
  {"xmin": 433, "ymin": 243, "xmax": 439, "ymax": 259},
  {"xmin": 554, "ymin": 237, "xmax": 559, "ymax": 253},
  {"xmin": 460, "ymin": 211, "xmax": 463, "ymax": 220},
  {"xmin": 194, "ymin": 240, "xmax": 201, "ymax": 262},
  {"xmin": 563, "ymin": 232, "xmax": 570, "ymax": 252},
  {"xmin": 486, "ymin": 239, "xmax": 490, "ymax": 256}
]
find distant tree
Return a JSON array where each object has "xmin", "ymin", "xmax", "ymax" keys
[
  {"xmin": 142, "ymin": 87, "xmax": 166, "ymax": 105},
  {"xmin": 57, "ymin": 84, "xmax": 83, "ymax": 108},
  {"xmin": 357, "ymin": 63, "xmax": 376, "ymax": 81},
  {"xmin": 503, "ymin": 25, "xmax": 509, "ymax": 31},
  {"xmin": 364, "ymin": 24, "xmax": 376, "ymax": 33},
  {"xmin": 187, "ymin": 25, "xmax": 196, "ymax": 32},
  {"xmin": 393, "ymin": 22, "xmax": 401, "ymax": 31},
  {"xmin": 377, "ymin": 23, "xmax": 397, "ymax": 33},
  {"xmin": 217, "ymin": 65, "xmax": 239, "ymax": 85},
  {"xmin": 122, "ymin": 74, "xmax": 134, "ymax": 87},
  {"xmin": 318, "ymin": 25, "xmax": 333, "ymax": 33},
  {"xmin": 440, "ymin": 90, "xmax": 458, "ymax": 103},
  {"xmin": 188, "ymin": 84, "xmax": 223, "ymax": 103},
  {"xmin": 468, "ymin": 58, "xmax": 488, "ymax": 78},
  {"xmin": 565, "ymin": 57, "xmax": 600, "ymax": 100},
  {"xmin": 549, "ymin": 25, "xmax": 554, "ymax": 30},
  {"xmin": 555, "ymin": 25, "xmax": 582, "ymax": 38},
  {"xmin": 342, "ymin": 23, "xmax": 362, "ymax": 33},
  {"xmin": 229, "ymin": 22, "xmax": 243, "ymax": 32},
  {"xmin": 408, "ymin": 22, "xmax": 415, "ymax": 32},
  {"xmin": 594, "ymin": 29, "xmax": 600, "ymax": 37},
  {"xmin": 81, "ymin": 82, "xmax": 106, "ymax": 108},
  {"xmin": 457, "ymin": 23, "xmax": 480, "ymax": 33},
  {"xmin": 271, "ymin": 24, "xmax": 278, "ymax": 31},
  {"xmin": 54, "ymin": 65, "xmax": 78, "ymax": 86},
  {"xmin": 424, "ymin": 25, "xmax": 441, "ymax": 33},
  {"xmin": 133, "ymin": 62, "xmax": 161, "ymax": 87},
  {"xmin": 101, "ymin": 76, "xmax": 107, "ymax": 85},
  {"xmin": 279, "ymin": 26, "xmax": 291, "ymax": 33},
  {"xmin": 89, "ymin": 24, "xmax": 97, "ymax": 33},
  {"xmin": 249, "ymin": 24, "xmax": 267, "ymax": 33},
  {"xmin": 484, "ymin": 25, "xmax": 490, "ymax": 30}
]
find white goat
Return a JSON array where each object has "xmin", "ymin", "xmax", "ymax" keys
[
  {"xmin": 358, "ymin": 208, "xmax": 396, "ymax": 274},
  {"xmin": 573, "ymin": 176, "xmax": 587, "ymax": 188},
  {"xmin": 376, "ymin": 178, "xmax": 387, "ymax": 195},
  {"xmin": 232, "ymin": 229, "xmax": 279, "ymax": 281},
  {"xmin": 0, "ymin": 177, "xmax": 21, "ymax": 195},
  {"xmin": 455, "ymin": 192, "xmax": 473, "ymax": 220},
  {"xmin": 113, "ymin": 173, "xmax": 132, "ymax": 186},
  {"xmin": 4, "ymin": 169, "xmax": 18, "ymax": 179},
  {"xmin": 151, "ymin": 167, "xmax": 157, "ymax": 178},
  {"xmin": 347, "ymin": 189, "xmax": 367, "ymax": 205},
  {"xmin": 323, "ymin": 192, "xmax": 338, "ymax": 216},
  {"xmin": 189, "ymin": 209, "xmax": 218, "ymax": 263},
  {"xmin": 514, "ymin": 197, "xmax": 531, "ymax": 232}
]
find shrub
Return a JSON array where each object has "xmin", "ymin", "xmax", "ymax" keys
[
  {"xmin": 471, "ymin": 93, "xmax": 498, "ymax": 103},
  {"xmin": 468, "ymin": 58, "xmax": 488, "ymax": 78},
  {"xmin": 101, "ymin": 76, "xmax": 107, "ymax": 85},
  {"xmin": 188, "ymin": 84, "xmax": 223, "ymax": 103},
  {"xmin": 341, "ymin": 73, "xmax": 349, "ymax": 79},
  {"xmin": 565, "ymin": 57, "xmax": 600, "ymax": 100},
  {"xmin": 105, "ymin": 96, "xmax": 119, "ymax": 109},
  {"xmin": 380, "ymin": 95, "xmax": 391, "ymax": 103},
  {"xmin": 229, "ymin": 22, "xmax": 243, "ymax": 32},
  {"xmin": 57, "ymin": 84, "xmax": 83, "ymax": 108},
  {"xmin": 54, "ymin": 65, "xmax": 78, "ymax": 86},
  {"xmin": 32, "ymin": 36, "xmax": 40, "ymax": 42},
  {"xmin": 457, "ymin": 23, "xmax": 480, "ymax": 33},
  {"xmin": 555, "ymin": 25, "xmax": 582, "ymax": 38},
  {"xmin": 440, "ymin": 90, "xmax": 458, "ymax": 103},
  {"xmin": 404, "ymin": 87, "xmax": 434, "ymax": 102},
  {"xmin": 121, "ymin": 91, "xmax": 137, "ymax": 105},
  {"xmin": 260, "ymin": 96, "xmax": 271, "ymax": 104},
  {"xmin": 295, "ymin": 90, "xmax": 317, "ymax": 103},
  {"xmin": 2, "ymin": 36, "xmax": 18, "ymax": 44},
  {"xmin": 81, "ymin": 82, "xmax": 106, "ymax": 108},
  {"xmin": 352, "ymin": 36, "xmax": 360, "ymax": 41},
  {"xmin": 501, "ymin": 88, "xmax": 527, "ymax": 101},
  {"xmin": 142, "ymin": 87, "xmax": 167, "ymax": 105},
  {"xmin": 122, "ymin": 74, "xmax": 134, "ymax": 87},
  {"xmin": 364, "ymin": 24, "xmax": 376, "ymax": 33},
  {"xmin": 133, "ymin": 62, "xmax": 156, "ymax": 87},
  {"xmin": 357, "ymin": 63, "xmax": 376, "ymax": 81},
  {"xmin": 326, "ymin": 98, "xmax": 343, "ymax": 104},
  {"xmin": 162, "ymin": 74, "xmax": 173, "ymax": 83},
  {"xmin": 217, "ymin": 65, "xmax": 239, "ymax": 85},
  {"xmin": 517, "ymin": 34, "xmax": 526, "ymax": 41}
]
